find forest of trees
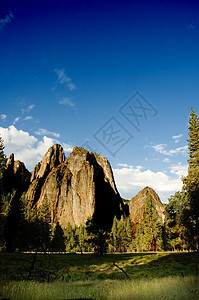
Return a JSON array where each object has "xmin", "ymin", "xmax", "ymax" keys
[{"xmin": 0, "ymin": 109, "xmax": 199, "ymax": 254}]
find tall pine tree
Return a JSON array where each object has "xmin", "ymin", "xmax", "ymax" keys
[
  {"xmin": 183, "ymin": 109, "xmax": 199, "ymax": 251},
  {"xmin": 134, "ymin": 193, "xmax": 163, "ymax": 252},
  {"xmin": 0, "ymin": 136, "xmax": 6, "ymax": 249}
]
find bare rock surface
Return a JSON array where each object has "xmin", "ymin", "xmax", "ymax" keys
[
  {"xmin": 129, "ymin": 186, "xmax": 165, "ymax": 223},
  {"xmin": 26, "ymin": 145, "xmax": 124, "ymax": 228},
  {"xmin": 26, "ymin": 144, "xmax": 65, "ymax": 206}
]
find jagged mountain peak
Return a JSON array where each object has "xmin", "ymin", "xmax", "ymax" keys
[{"xmin": 30, "ymin": 143, "xmax": 65, "ymax": 182}]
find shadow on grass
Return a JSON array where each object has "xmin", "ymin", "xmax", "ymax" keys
[{"xmin": 0, "ymin": 251, "xmax": 199, "ymax": 282}]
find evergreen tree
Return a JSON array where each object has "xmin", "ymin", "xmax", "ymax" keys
[
  {"xmin": 0, "ymin": 136, "xmax": 6, "ymax": 249},
  {"xmin": 4, "ymin": 190, "xmax": 22, "ymax": 252},
  {"xmin": 109, "ymin": 216, "xmax": 118, "ymax": 252},
  {"xmin": 124, "ymin": 216, "xmax": 133, "ymax": 251},
  {"xmin": 37, "ymin": 195, "xmax": 51, "ymax": 224},
  {"xmin": 50, "ymin": 222, "xmax": 65, "ymax": 252},
  {"xmin": 134, "ymin": 193, "xmax": 163, "ymax": 252},
  {"xmin": 85, "ymin": 218, "xmax": 109, "ymax": 255},
  {"xmin": 36, "ymin": 197, "xmax": 51, "ymax": 251},
  {"xmin": 64, "ymin": 223, "xmax": 75, "ymax": 252},
  {"xmin": 0, "ymin": 136, "xmax": 6, "ymax": 181},
  {"xmin": 134, "ymin": 211, "xmax": 143, "ymax": 252},
  {"xmin": 17, "ymin": 194, "xmax": 51, "ymax": 251},
  {"xmin": 116, "ymin": 218, "xmax": 126, "ymax": 252},
  {"xmin": 76, "ymin": 225, "xmax": 89, "ymax": 253},
  {"xmin": 108, "ymin": 216, "xmax": 133, "ymax": 252},
  {"xmin": 165, "ymin": 191, "xmax": 187, "ymax": 251},
  {"xmin": 182, "ymin": 109, "xmax": 199, "ymax": 251}
]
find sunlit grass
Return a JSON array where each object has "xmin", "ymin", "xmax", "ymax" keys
[
  {"xmin": 0, "ymin": 276, "xmax": 199, "ymax": 300},
  {"xmin": 109, "ymin": 276, "xmax": 199, "ymax": 300}
]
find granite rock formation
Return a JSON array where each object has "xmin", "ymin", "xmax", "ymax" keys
[
  {"xmin": 3, "ymin": 153, "xmax": 31, "ymax": 192},
  {"xmin": 26, "ymin": 144, "xmax": 65, "ymax": 206},
  {"xmin": 26, "ymin": 145, "xmax": 125, "ymax": 228},
  {"xmin": 129, "ymin": 186, "xmax": 165, "ymax": 224}
]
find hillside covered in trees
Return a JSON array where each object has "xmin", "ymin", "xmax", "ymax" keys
[{"xmin": 0, "ymin": 109, "xmax": 199, "ymax": 254}]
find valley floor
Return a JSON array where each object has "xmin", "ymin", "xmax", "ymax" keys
[{"xmin": 0, "ymin": 252, "xmax": 199, "ymax": 299}]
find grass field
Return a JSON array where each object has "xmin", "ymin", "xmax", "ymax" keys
[{"xmin": 0, "ymin": 252, "xmax": 199, "ymax": 299}]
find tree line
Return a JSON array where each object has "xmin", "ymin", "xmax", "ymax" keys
[{"xmin": 0, "ymin": 109, "xmax": 199, "ymax": 254}]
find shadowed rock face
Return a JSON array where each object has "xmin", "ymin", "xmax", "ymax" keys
[
  {"xmin": 26, "ymin": 145, "xmax": 125, "ymax": 228},
  {"xmin": 129, "ymin": 186, "xmax": 165, "ymax": 223},
  {"xmin": 3, "ymin": 153, "xmax": 31, "ymax": 192}
]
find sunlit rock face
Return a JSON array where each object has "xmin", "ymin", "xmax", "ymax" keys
[{"xmin": 26, "ymin": 145, "xmax": 125, "ymax": 228}]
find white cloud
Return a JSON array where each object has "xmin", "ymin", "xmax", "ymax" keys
[
  {"xmin": 117, "ymin": 163, "xmax": 129, "ymax": 168},
  {"xmin": 152, "ymin": 144, "xmax": 188, "ymax": 156},
  {"xmin": 13, "ymin": 117, "xmax": 20, "ymax": 125},
  {"xmin": 54, "ymin": 68, "xmax": 76, "ymax": 91},
  {"xmin": 0, "ymin": 11, "xmax": 14, "ymax": 31},
  {"xmin": 24, "ymin": 116, "xmax": 33, "ymax": 121},
  {"xmin": 0, "ymin": 114, "xmax": 7, "ymax": 121},
  {"xmin": 35, "ymin": 128, "xmax": 60, "ymax": 138},
  {"xmin": 59, "ymin": 97, "xmax": 75, "ymax": 107},
  {"xmin": 170, "ymin": 163, "xmax": 188, "ymax": 177},
  {"xmin": 0, "ymin": 125, "xmax": 73, "ymax": 171},
  {"xmin": 113, "ymin": 163, "xmax": 187, "ymax": 202},
  {"xmin": 0, "ymin": 125, "xmax": 37, "ymax": 153},
  {"xmin": 172, "ymin": 134, "xmax": 183, "ymax": 143},
  {"xmin": 63, "ymin": 143, "xmax": 74, "ymax": 153}
]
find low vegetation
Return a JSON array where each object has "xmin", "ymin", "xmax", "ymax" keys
[
  {"xmin": 1, "ymin": 276, "xmax": 199, "ymax": 300},
  {"xmin": 0, "ymin": 252, "xmax": 199, "ymax": 299}
]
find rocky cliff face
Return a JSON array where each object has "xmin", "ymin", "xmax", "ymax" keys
[
  {"xmin": 3, "ymin": 153, "xmax": 31, "ymax": 192},
  {"xmin": 129, "ymin": 186, "xmax": 165, "ymax": 223},
  {"xmin": 26, "ymin": 144, "xmax": 65, "ymax": 206},
  {"xmin": 26, "ymin": 145, "xmax": 125, "ymax": 228}
]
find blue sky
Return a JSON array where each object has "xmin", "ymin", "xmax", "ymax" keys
[{"xmin": 0, "ymin": 0, "xmax": 199, "ymax": 203}]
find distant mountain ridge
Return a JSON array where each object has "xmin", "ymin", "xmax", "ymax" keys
[{"xmin": 3, "ymin": 144, "xmax": 165, "ymax": 228}]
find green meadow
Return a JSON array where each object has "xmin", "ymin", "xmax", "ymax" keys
[{"xmin": 0, "ymin": 252, "xmax": 199, "ymax": 299}]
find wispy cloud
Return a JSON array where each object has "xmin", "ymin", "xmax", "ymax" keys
[
  {"xmin": 58, "ymin": 97, "xmax": 75, "ymax": 108},
  {"xmin": 0, "ymin": 114, "xmax": 7, "ymax": 121},
  {"xmin": 54, "ymin": 68, "xmax": 76, "ymax": 91},
  {"xmin": 24, "ymin": 116, "xmax": 33, "ymax": 121},
  {"xmin": 21, "ymin": 104, "xmax": 35, "ymax": 114},
  {"xmin": 152, "ymin": 144, "xmax": 188, "ymax": 156},
  {"xmin": 35, "ymin": 128, "xmax": 60, "ymax": 138},
  {"xmin": 0, "ymin": 11, "xmax": 14, "ymax": 31},
  {"xmin": 172, "ymin": 134, "xmax": 183, "ymax": 143},
  {"xmin": 13, "ymin": 117, "xmax": 20, "ymax": 125}
]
